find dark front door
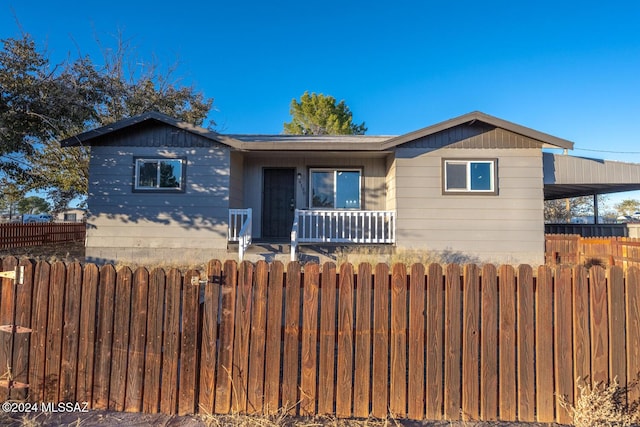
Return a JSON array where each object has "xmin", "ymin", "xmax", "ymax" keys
[{"xmin": 262, "ymin": 168, "xmax": 296, "ymax": 240}]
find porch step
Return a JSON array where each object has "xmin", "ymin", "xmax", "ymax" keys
[{"xmin": 228, "ymin": 242, "xmax": 342, "ymax": 264}]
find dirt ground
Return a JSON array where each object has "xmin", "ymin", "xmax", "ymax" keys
[
  {"xmin": 0, "ymin": 409, "xmax": 567, "ymax": 427},
  {"xmin": 0, "ymin": 241, "xmax": 86, "ymax": 264}
]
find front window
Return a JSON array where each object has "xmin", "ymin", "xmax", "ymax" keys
[
  {"xmin": 134, "ymin": 158, "xmax": 185, "ymax": 191},
  {"xmin": 443, "ymin": 159, "xmax": 496, "ymax": 194},
  {"xmin": 310, "ymin": 169, "xmax": 361, "ymax": 209}
]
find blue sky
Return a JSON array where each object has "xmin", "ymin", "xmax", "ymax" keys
[{"xmin": 2, "ymin": 0, "xmax": 640, "ymax": 206}]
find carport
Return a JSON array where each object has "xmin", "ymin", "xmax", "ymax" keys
[{"xmin": 543, "ymin": 152, "xmax": 640, "ymax": 235}]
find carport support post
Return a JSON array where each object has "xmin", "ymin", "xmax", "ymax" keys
[{"xmin": 594, "ymin": 193, "xmax": 599, "ymax": 224}]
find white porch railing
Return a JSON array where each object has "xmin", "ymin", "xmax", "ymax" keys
[
  {"xmin": 228, "ymin": 208, "xmax": 252, "ymax": 261},
  {"xmin": 291, "ymin": 209, "xmax": 395, "ymax": 261}
]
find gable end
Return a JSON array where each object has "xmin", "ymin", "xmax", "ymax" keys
[
  {"xmin": 398, "ymin": 122, "xmax": 545, "ymax": 150},
  {"xmin": 83, "ymin": 121, "xmax": 227, "ymax": 148}
]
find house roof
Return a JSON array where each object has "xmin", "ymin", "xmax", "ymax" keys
[
  {"xmin": 543, "ymin": 153, "xmax": 640, "ymax": 199},
  {"xmin": 61, "ymin": 110, "xmax": 574, "ymax": 151}
]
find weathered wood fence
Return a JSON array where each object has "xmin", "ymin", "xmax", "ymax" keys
[
  {"xmin": 1, "ymin": 257, "xmax": 639, "ymax": 424},
  {"xmin": 0, "ymin": 223, "xmax": 86, "ymax": 249},
  {"xmin": 546, "ymin": 234, "xmax": 640, "ymax": 268}
]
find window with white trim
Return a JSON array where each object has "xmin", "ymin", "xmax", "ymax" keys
[
  {"xmin": 310, "ymin": 169, "xmax": 361, "ymax": 209},
  {"xmin": 443, "ymin": 159, "xmax": 496, "ymax": 194},
  {"xmin": 134, "ymin": 158, "xmax": 185, "ymax": 191}
]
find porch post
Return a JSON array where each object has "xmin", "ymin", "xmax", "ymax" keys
[{"xmin": 593, "ymin": 194, "xmax": 599, "ymax": 224}]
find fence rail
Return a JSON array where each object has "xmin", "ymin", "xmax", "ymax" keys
[
  {"xmin": 1, "ymin": 257, "xmax": 638, "ymax": 423},
  {"xmin": 0, "ymin": 223, "xmax": 86, "ymax": 249},
  {"xmin": 545, "ymin": 234, "xmax": 640, "ymax": 268}
]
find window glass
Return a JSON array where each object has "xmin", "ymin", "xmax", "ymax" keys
[
  {"xmin": 444, "ymin": 160, "xmax": 495, "ymax": 193},
  {"xmin": 470, "ymin": 162, "xmax": 491, "ymax": 191},
  {"xmin": 311, "ymin": 171, "xmax": 334, "ymax": 208},
  {"xmin": 159, "ymin": 160, "xmax": 182, "ymax": 188},
  {"xmin": 310, "ymin": 169, "xmax": 361, "ymax": 209},
  {"xmin": 135, "ymin": 158, "xmax": 184, "ymax": 190},
  {"xmin": 138, "ymin": 161, "xmax": 159, "ymax": 187},
  {"xmin": 336, "ymin": 171, "xmax": 360, "ymax": 208},
  {"xmin": 445, "ymin": 162, "xmax": 467, "ymax": 190}
]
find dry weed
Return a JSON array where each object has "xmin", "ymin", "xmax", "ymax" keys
[{"xmin": 559, "ymin": 377, "xmax": 640, "ymax": 427}]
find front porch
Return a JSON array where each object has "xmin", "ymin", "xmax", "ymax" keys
[{"xmin": 229, "ymin": 209, "xmax": 396, "ymax": 261}]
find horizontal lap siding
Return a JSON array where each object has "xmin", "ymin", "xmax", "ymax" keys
[
  {"xmin": 87, "ymin": 143, "xmax": 231, "ymax": 261},
  {"xmin": 394, "ymin": 146, "xmax": 544, "ymax": 265}
]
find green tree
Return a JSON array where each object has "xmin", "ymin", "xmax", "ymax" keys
[
  {"xmin": 544, "ymin": 196, "xmax": 595, "ymax": 222},
  {"xmin": 283, "ymin": 91, "xmax": 367, "ymax": 135},
  {"xmin": 614, "ymin": 199, "xmax": 640, "ymax": 216},
  {"xmin": 0, "ymin": 178, "xmax": 24, "ymax": 220},
  {"xmin": 1, "ymin": 33, "xmax": 214, "ymax": 210},
  {"xmin": 17, "ymin": 196, "xmax": 50, "ymax": 214}
]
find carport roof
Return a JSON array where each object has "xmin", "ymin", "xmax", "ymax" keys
[{"xmin": 543, "ymin": 152, "xmax": 640, "ymax": 199}]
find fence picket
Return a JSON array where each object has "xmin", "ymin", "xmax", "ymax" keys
[
  {"xmin": 264, "ymin": 261, "xmax": 284, "ymax": 414},
  {"xmin": 28, "ymin": 261, "xmax": 51, "ymax": 403},
  {"xmin": 44, "ymin": 262, "xmax": 66, "ymax": 403},
  {"xmin": 572, "ymin": 266, "xmax": 591, "ymax": 404},
  {"xmin": 281, "ymin": 261, "xmax": 301, "ymax": 414},
  {"xmin": 425, "ymin": 263, "xmax": 444, "ymax": 420},
  {"xmin": 462, "ymin": 264, "xmax": 480, "ymax": 421},
  {"xmin": 480, "ymin": 264, "xmax": 498, "ymax": 420},
  {"xmin": 390, "ymin": 263, "xmax": 407, "ymax": 418},
  {"xmin": 555, "ymin": 265, "xmax": 574, "ymax": 425},
  {"xmin": 77, "ymin": 263, "xmax": 98, "ymax": 406},
  {"xmin": 59, "ymin": 262, "xmax": 82, "ymax": 402},
  {"xmin": 199, "ymin": 260, "xmax": 221, "ymax": 415},
  {"xmin": 498, "ymin": 265, "xmax": 516, "ymax": 421},
  {"xmin": 626, "ymin": 267, "xmax": 640, "ymax": 406},
  {"xmin": 143, "ymin": 268, "xmax": 165, "ymax": 413},
  {"xmin": 318, "ymin": 262, "xmax": 337, "ymax": 415},
  {"xmin": 300, "ymin": 263, "xmax": 319, "ymax": 416},
  {"xmin": 353, "ymin": 263, "xmax": 372, "ymax": 418},
  {"xmin": 0, "ymin": 256, "xmax": 18, "ymax": 402},
  {"xmin": 336, "ymin": 262, "xmax": 355, "ymax": 418},
  {"xmin": 215, "ymin": 260, "xmax": 238, "ymax": 414},
  {"xmin": 516, "ymin": 265, "xmax": 535, "ymax": 421},
  {"xmin": 160, "ymin": 269, "xmax": 181, "ymax": 414},
  {"xmin": 247, "ymin": 261, "xmax": 269, "ymax": 414},
  {"xmin": 232, "ymin": 262, "xmax": 253, "ymax": 413},
  {"xmin": 125, "ymin": 268, "xmax": 149, "ymax": 413},
  {"xmin": 607, "ymin": 266, "xmax": 627, "ymax": 388},
  {"xmin": 110, "ymin": 267, "xmax": 132, "ymax": 412},
  {"xmin": 372, "ymin": 263, "xmax": 389, "ymax": 418},
  {"xmin": 10, "ymin": 259, "xmax": 34, "ymax": 401},
  {"xmin": 590, "ymin": 265, "xmax": 609, "ymax": 386},
  {"xmin": 408, "ymin": 263, "xmax": 425, "ymax": 420},
  {"xmin": 178, "ymin": 270, "xmax": 201, "ymax": 416},
  {"xmin": 444, "ymin": 264, "xmax": 462, "ymax": 420}
]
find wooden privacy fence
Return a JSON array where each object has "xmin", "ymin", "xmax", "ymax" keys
[
  {"xmin": 0, "ymin": 223, "xmax": 86, "ymax": 249},
  {"xmin": 546, "ymin": 234, "xmax": 640, "ymax": 268},
  {"xmin": 1, "ymin": 257, "xmax": 639, "ymax": 424}
]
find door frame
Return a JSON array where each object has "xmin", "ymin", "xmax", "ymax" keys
[{"xmin": 261, "ymin": 167, "xmax": 296, "ymax": 240}]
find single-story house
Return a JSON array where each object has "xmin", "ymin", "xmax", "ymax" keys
[{"xmin": 62, "ymin": 111, "xmax": 640, "ymax": 265}]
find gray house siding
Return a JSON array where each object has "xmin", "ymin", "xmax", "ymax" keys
[
  {"xmin": 242, "ymin": 154, "xmax": 388, "ymax": 238},
  {"xmin": 85, "ymin": 126, "xmax": 231, "ymax": 264},
  {"xmin": 393, "ymin": 145, "xmax": 544, "ymax": 265}
]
